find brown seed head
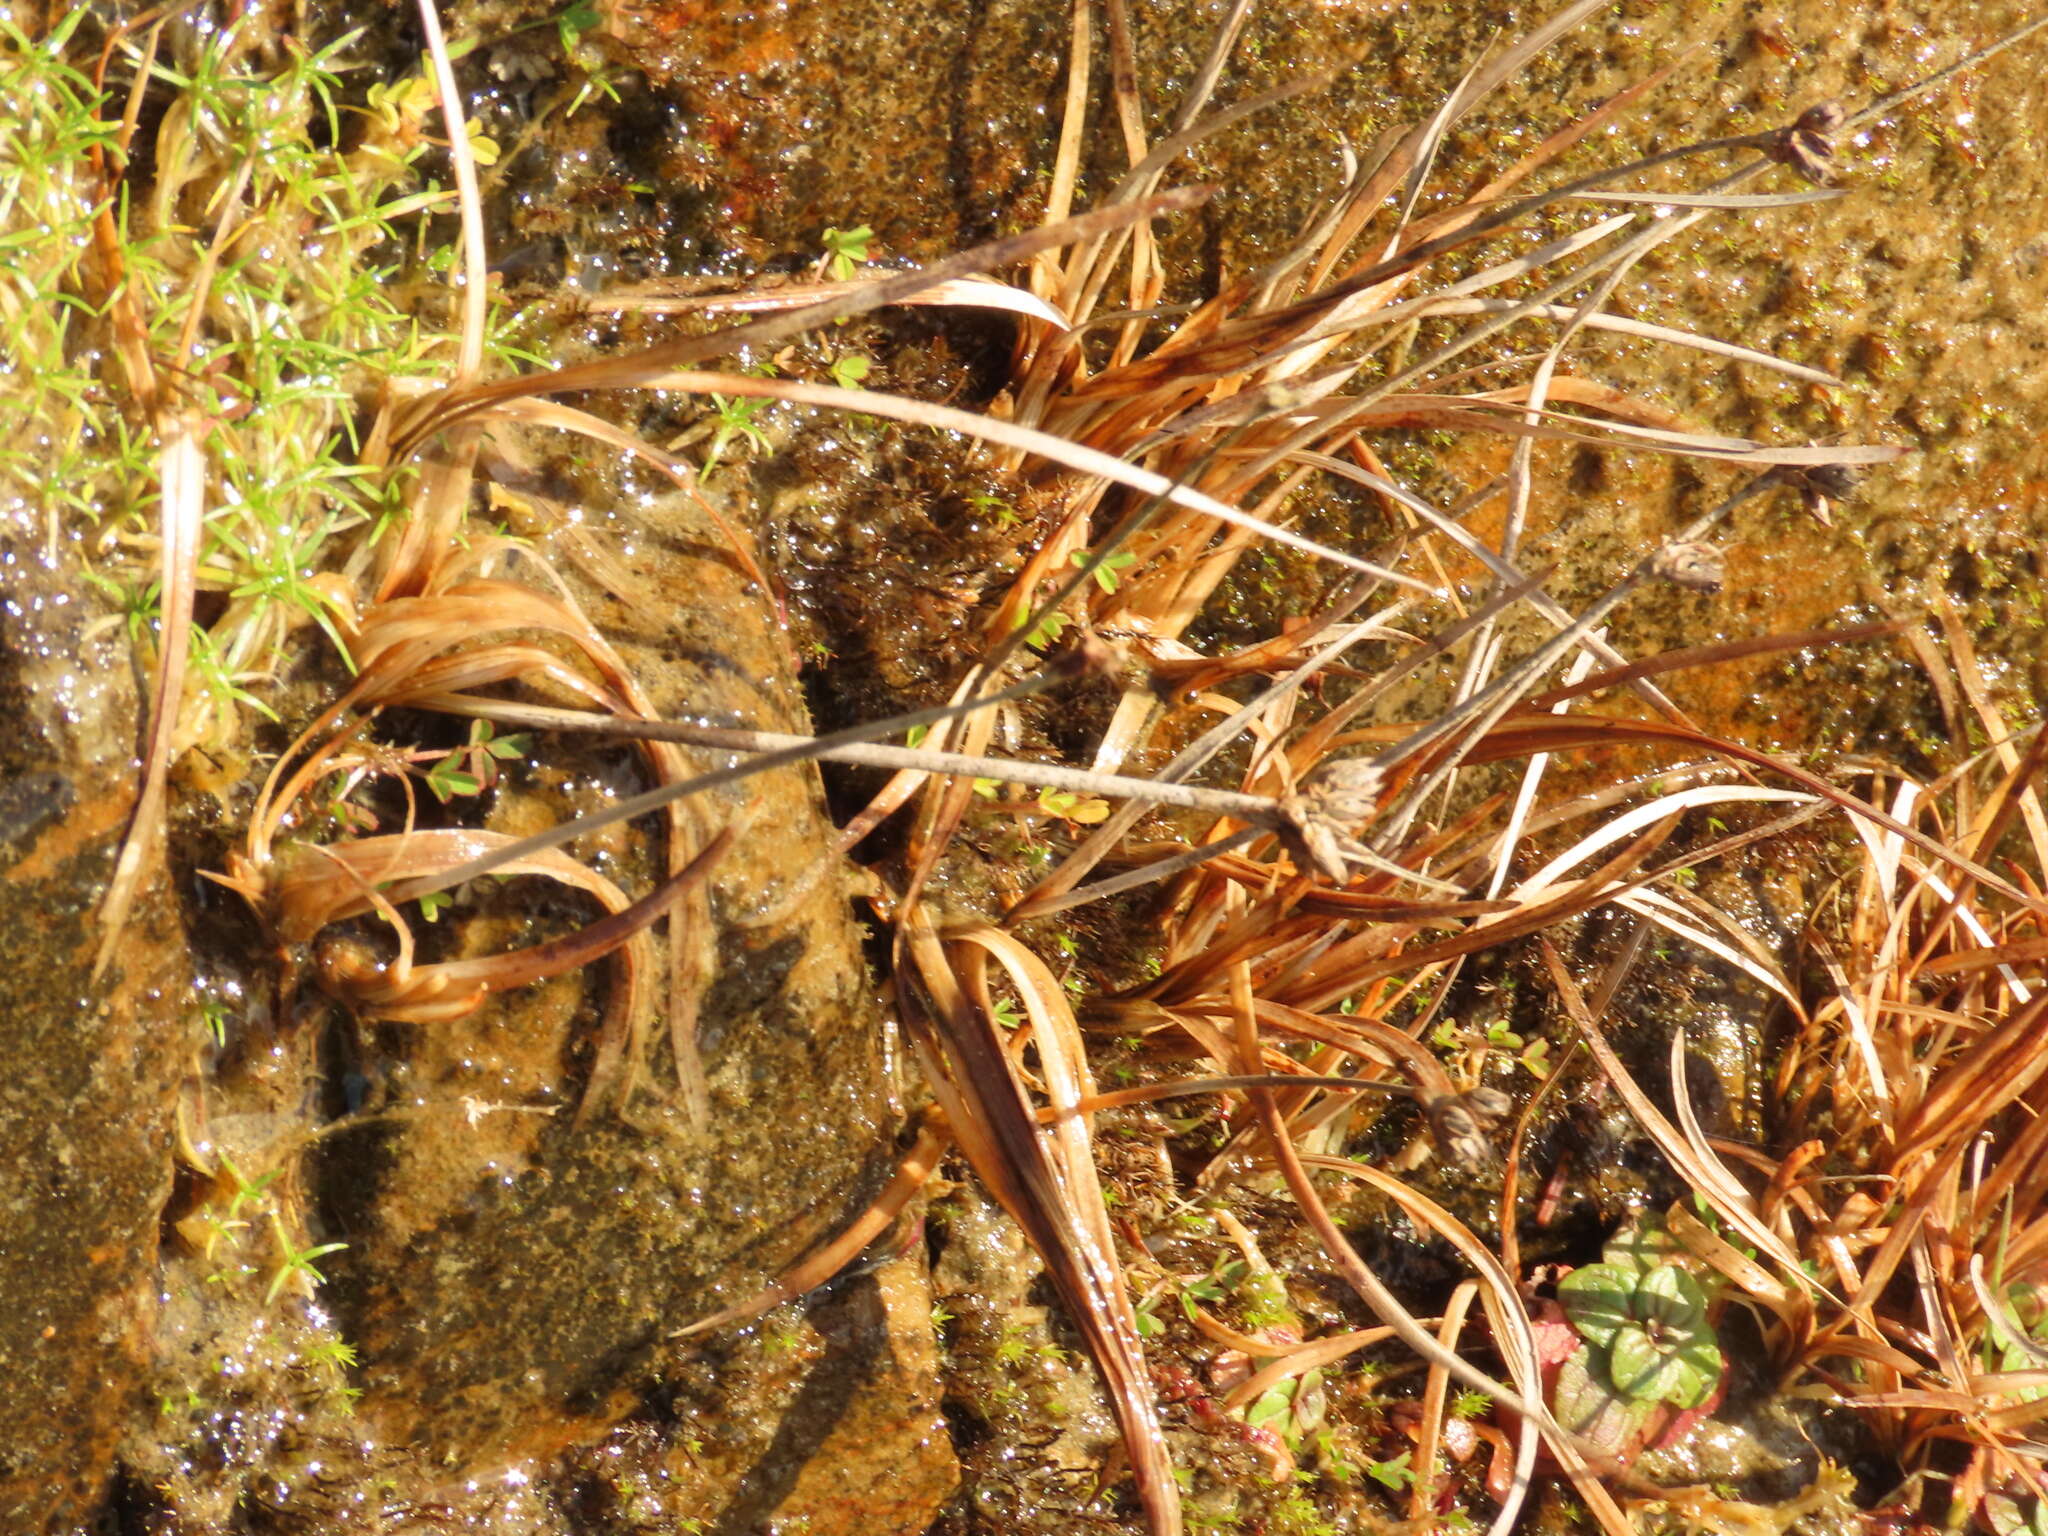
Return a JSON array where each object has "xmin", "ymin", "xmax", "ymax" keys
[
  {"xmin": 1768, "ymin": 99, "xmax": 1845, "ymax": 185},
  {"xmin": 1424, "ymin": 1088, "xmax": 1512, "ymax": 1170},
  {"xmin": 1278, "ymin": 758, "xmax": 1387, "ymax": 884}
]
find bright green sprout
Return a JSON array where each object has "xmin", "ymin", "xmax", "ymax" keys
[
  {"xmin": 703, "ymin": 393, "xmax": 773, "ymax": 473},
  {"xmin": 303, "ymin": 1337, "xmax": 358, "ymax": 1372},
  {"xmin": 1450, "ymin": 1388, "xmax": 1492, "ymax": 1419},
  {"xmin": 1365, "ymin": 1453, "xmax": 1417, "ymax": 1491},
  {"xmin": 424, "ymin": 753, "xmax": 482, "ymax": 802},
  {"xmin": 1071, "ymin": 547, "xmax": 1137, "ymax": 594},
  {"xmin": 264, "ymin": 1213, "xmax": 347, "ymax": 1304},
  {"xmin": 820, "ymin": 223, "xmax": 874, "ymax": 281},
  {"xmin": 1018, "ymin": 607, "xmax": 1071, "ymax": 650},
  {"xmin": 196, "ymin": 998, "xmax": 231, "ymax": 1048},
  {"xmin": 555, "ymin": 0, "xmax": 601, "ymax": 50},
  {"xmin": 216, "ymin": 1151, "xmax": 280, "ymax": 1222},
  {"xmin": 1134, "ymin": 1296, "xmax": 1165, "ymax": 1338},
  {"xmin": 965, "ymin": 491, "xmax": 1020, "ymax": 527}
]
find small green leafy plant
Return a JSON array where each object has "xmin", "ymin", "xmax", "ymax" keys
[
  {"xmin": 1071, "ymin": 547, "xmax": 1136, "ymax": 594},
  {"xmin": 827, "ymin": 350, "xmax": 871, "ymax": 390},
  {"xmin": 819, "ymin": 223, "xmax": 873, "ymax": 280},
  {"xmin": 1548, "ymin": 1225, "xmax": 1724, "ymax": 1459},
  {"xmin": 1556, "ymin": 1234, "xmax": 1722, "ymax": 1409},
  {"xmin": 702, "ymin": 392, "xmax": 773, "ymax": 473}
]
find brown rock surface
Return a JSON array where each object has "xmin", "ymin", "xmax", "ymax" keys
[{"xmin": 0, "ymin": 520, "xmax": 188, "ymax": 1531}]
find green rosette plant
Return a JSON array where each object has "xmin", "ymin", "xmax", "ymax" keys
[
  {"xmin": 1557, "ymin": 1257, "xmax": 1721, "ymax": 1409},
  {"xmin": 1548, "ymin": 1226, "xmax": 1724, "ymax": 1456}
]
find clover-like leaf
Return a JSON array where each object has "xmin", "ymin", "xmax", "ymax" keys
[
  {"xmin": 1557, "ymin": 1262, "xmax": 1637, "ymax": 1349},
  {"xmin": 1560, "ymin": 1251, "xmax": 1724, "ymax": 1412}
]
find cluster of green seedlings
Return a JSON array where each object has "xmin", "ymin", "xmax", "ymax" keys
[
  {"xmin": 1431, "ymin": 1002, "xmax": 1555, "ymax": 1082},
  {"xmin": 694, "ymin": 341, "xmax": 876, "ymax": 465},
  {"xmin": 3, "ymin": 15, "xmax": 429, "ymax": 739},
  {"xmin": 681, "ymin": 225, "xmax": 882, "ymax": 479},
  {"xmin": 1117, "ymin": 1215, "xmax": 1443, "ymax": 1532},
  {"xmin": 316, "ymin": 715, "xmax": 529, "ymax": 846},
  {"xmin": 155, "ymin": 1145, "xmax": 363, "ymax": 1471},
  {"xmin": 1114, "ymin": 1203, "xmax": 1735, "ymax": 1532},
  {"xmin": 0, "ymin": 6, "xmax": 664, "ymax": 768},
  {"xmin": 178, "ymin": 1151, "xmax": 348, "ymax": 1314}
]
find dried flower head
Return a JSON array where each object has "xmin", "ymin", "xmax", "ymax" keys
[
  {"xmin": 1424, "ymin": 1087, "xmax": 1515, "ymax": 1169},
  {"xmin": 1768, "ymin": 99, "xmax": 1846, "ymax": 185},
  {"xmin": 1783, "ymin": 459, "xmax": 1865, "ymax": 525},
  {"xmin": 1280, "ymin": 758, "xmax": 1387, "ymax": 884},
  {"xmin": 1651, "ymin": 540, "xmax": 1725, "ymax": 593}
]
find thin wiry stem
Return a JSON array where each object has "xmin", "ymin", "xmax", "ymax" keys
[{"xmin": 377, "ymin": 696, "xmax": 1315, "ymax": 906}]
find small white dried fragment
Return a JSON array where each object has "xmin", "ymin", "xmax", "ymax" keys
[{"xmin": 1652, "ymin": 540, "xmax": 1725, "ymax": 593}]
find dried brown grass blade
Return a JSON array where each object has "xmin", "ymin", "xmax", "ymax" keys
[
  {"xmin": 1461, "ymin": 713, "xmax": 2041, "ymax": 910},
  {"xmin": 482, "ymin": 394, "xmax": 773, "ymax": 603},
  {"xmin": 899, "ymin": 910, "xmax": 1181, "ymax": 1536},
  {"xmin": 397, "ymin": 189, "xmax": 1215, "ymax": 453},
  {"xmin": 1525, "ymin": 620, "xmax": 1910, "ymax": 710},
  {"xmin": 1289, "ymin": 1150, "xmax": 1632, "ymax": 1536},
  {"xmin": 415, "ymin": 0, "xmax": 485, "ymax": 382},
  {"xmin": 597, "ymin": 274, "xmax": 1074, "ymax": 330},
  {"xmin": 482, "ymin": 372, "xmax": 1439, "ymax": 593},
  {"xmin": 1537, "ymin": 937, "xmax": 1820, "ymax": 1293},
  {"xmin": 1410, "ymin": 1281, "xmax": 1480, "ymax": 1522}
]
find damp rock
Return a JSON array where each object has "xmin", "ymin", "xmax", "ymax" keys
[
  {"xmin": 309, "ymin": 473, "xmax": 928, "ymax": 1495},
  {"xmin": 0, "ymin": 524, "xmax": 187, "ymax": 1529}
]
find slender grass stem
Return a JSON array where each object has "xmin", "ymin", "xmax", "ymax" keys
[{"xmin": 395, "ymin": 696, "xmax": 1300, "ymax": 899}]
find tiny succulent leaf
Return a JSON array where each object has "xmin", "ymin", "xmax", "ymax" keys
[
  {"xmin": 1982, "ymin": 1495, "xmax": 2027, "ymax": 1536},
  {"xmin": 1607, "ymin": 1324, "xmax": 1670, "ymax": 1400},
  {"xmin": 1560, "ymin": 1253, "xmax": 1723, "ymax": 1412},
  {"xmin": 1668, "ymin": 1337, "xmax": 1723, "ymax": 1408},
  {"xmin": 1982, "ymin": 1495, "xmax": 2048, "ymax": 1536},
  {"xmin": 1245, "ymin": 1384, "xmax": 1294, "ymax": 1431}
]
